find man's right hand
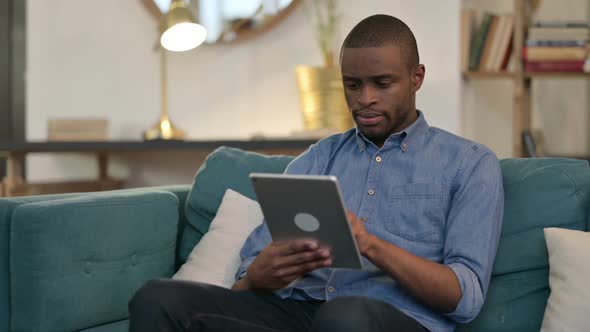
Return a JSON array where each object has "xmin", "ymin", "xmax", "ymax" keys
[{"xmin": 243, "ymin": 239, "xmax": 332, "ymax": 291}]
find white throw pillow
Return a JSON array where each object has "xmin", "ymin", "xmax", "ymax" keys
[
  {"xmin": 540, "ymin": 228, "xmax": 590, "ymax": 332},
  {"xmin": 173, "ymin": 189, "xmax": 263, "ymax": 288}
]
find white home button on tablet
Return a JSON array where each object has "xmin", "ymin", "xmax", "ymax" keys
[{"xmin": 294, "ymin": 213, "xmax": 320, "ymax": 232}]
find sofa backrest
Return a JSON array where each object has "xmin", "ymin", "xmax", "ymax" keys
[
  {"xmin": 181, "ymin": 146, "xmax": 294, "ymax": 263},
  {"xmin": 458, "ymin": 158, "xmax": 590, "ymax": 332}
]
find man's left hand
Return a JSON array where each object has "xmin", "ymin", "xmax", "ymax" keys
[{"xmin": 346, "ymin": 210, "xmax": 376, "ymax": 256}]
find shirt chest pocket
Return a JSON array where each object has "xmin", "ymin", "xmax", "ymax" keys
[{"xmin": 384, "ymin": 183, "xmax": 445, "ymax": 242}]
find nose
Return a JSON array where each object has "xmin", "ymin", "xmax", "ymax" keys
[{"xmin": 358, "ymin": 86, "xmax": 377, "ymax": 107}]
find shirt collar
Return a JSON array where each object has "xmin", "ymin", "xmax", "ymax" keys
[{"xmin": 355, "ymin": 110, "xmax": 429, "ymax": 152}]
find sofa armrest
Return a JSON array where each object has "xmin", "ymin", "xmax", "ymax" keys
[{"xmin": 9, "ymin": 190, "xmax": 178, "ymax": 332}]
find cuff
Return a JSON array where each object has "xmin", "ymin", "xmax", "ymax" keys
[
  {"xmin": 235, "ymin": 257, "xmax": 256, "ymax": 281},
  {"xmin": 445, "ymin": 262, "xmax": 484, "ymax": 323}
]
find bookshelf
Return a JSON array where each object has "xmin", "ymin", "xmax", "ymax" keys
[{"xmin": 462, "ymin": 0, "xmax": 589, "ymax": 157}]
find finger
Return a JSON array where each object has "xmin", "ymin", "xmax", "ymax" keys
[
  {"xmin": 274, "ymin": 258, "xmax": 333, "ymax": 279},
  {"xmin": 275, "ymin": 239, "xmax": 319, "ymax": 256},
  {"xmin": 346, "ymin": 210, "xmax": 356, "ymax": 221},
  {"xmin": 272, "ymin": 247, "xmax": 331, "ymax": 269},
  {"xmin": 349, "ymin": 215, "xmax": 364, "ymax": 231}
]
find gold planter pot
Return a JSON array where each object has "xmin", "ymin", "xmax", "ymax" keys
[{"xmin": 295, "ymin": 66, "xmax": 353, "ymax": 132}]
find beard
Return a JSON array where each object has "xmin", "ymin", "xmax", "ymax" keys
[
  {"xmin": 353, "ymin": 113, "xmax": 390, "ymax": 146},
  {"xmin": 352, "ymin": 106, "xmax": 415, "ymax": 146}
]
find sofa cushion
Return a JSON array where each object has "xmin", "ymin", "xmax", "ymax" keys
[
  {"xmin": 541, "ymin": 228, "xmax": 590, "ymax": 332},
  {"xmin": 181, "ymin": 146, "xmax": 294, "ymax": 263},
  {"xmin": 459, "ymin": 269, "xmax": 550, "ymax": 332},
  {"xmin": 10, "ymin": 191, "xmax": 178, "ymax": 332},
  {"xmin": 494, "ymin": 158, "xmax": 590, "ymax": 275},
  {"xmin": 174, "ymin": 189, "xmax": 263, "ymax": 287},
  {"xmin": 458, "ymin": 158, "xmax": 590, "ymax": 332}
]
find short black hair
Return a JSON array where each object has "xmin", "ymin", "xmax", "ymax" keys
[{"xmin": 341, "ymin": 14, "xmax": 420, "ymax": 69}]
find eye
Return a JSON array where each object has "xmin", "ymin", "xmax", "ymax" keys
[
  {"xmin": 375, "ymin": 80, "xmax": 392, "ymax": 89},
  {"xmin": 344, "ymin": 81, "xmax": 359, "ymax": 90}
]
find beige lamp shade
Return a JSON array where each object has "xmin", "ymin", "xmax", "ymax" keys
[
  {"xmin": 160, "ymin": 0, "xmax": 207, "ymax": 52},
  {"xmin": 144, "ymin": 0, "xmax": 206, "ymax": 140}
]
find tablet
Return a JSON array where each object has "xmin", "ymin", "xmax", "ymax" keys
[{"xmin": 250, "ymin": 173, "xmax": 363, "ymax": 269}]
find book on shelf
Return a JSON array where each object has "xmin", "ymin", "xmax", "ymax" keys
[
  {"xmin": 460, "ymin": 8, "xmax": 476, "ymax": 73},
  {"xmin": 526, "ymin": 40, "xmax": 586, "ymax": 47},
  {"xmin": 523, "ymin": 46, "xmax": 587, "ymax": 61},
  {"xmin": 501, "ymin": 33, "xmax": 514, "ymax": 71},
  {"xmin": 478, "ymin": 15, "xmax": 500, "ymax": 71},
  {"xmin": 522, "ymin": 129, "xmax": 546, "ymax": 158},
  {"xmin": 461, "ymin": 9, "xmax": 514, "ymax": 73},
  {"xmin": 531, "ymin": 21, "xmax": 589, "ymax": 29},
  {"xmin": 528, "ymin": 27, "xmax": 590, "ymax": 41},
  {"xmin": 525, "ymin": 60, "xmax": 585, "ymax": 72},
  {"xmin": 492, "ymin": 15, "xmax": 514, "ymax": 72},
  {"xmin": 468, "ymin": 12, "xmax": 494, "ymax": 71},
  {"xmin": 524, "ymin": 21, "xmax": 589, "ymax": 72},
  {"xmin": 48, "ymin": 118, "xmax": 109, "ymax": 141},
  {"xmin": 522, "ymin": 130, "xmax": 538, "ymax": 158}
]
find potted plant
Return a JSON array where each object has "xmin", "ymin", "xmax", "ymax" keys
[{"xmin": 295, "ymin": 0, "xmax": 353, "ymax": 133}]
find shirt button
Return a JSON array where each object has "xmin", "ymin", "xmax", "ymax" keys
[
  {"xmin": 368, "ymin": 189, "xmax": 375, "ymax": 196},
  {"xmin": 327, "ymin": 286, "xmax": 335, "ymax": 293},
  {"xmin": 360, "ymin": 217, "xmax": 367, "ymax": 222},
  {"xmin": 401, "ymin": 143, "xmax": 408, "ymax": 152},
  {"xmin": 375, "ymin": 156, "xmax": 382, "ymax": 163}
]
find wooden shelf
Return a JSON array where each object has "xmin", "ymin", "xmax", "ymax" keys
[{"xmin": 463, "ymin": 71, "xmax": 515, "ymax": 79}]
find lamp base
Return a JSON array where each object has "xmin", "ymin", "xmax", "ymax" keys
[{"xmin": 143, "ymin": 115, "xmax": 186, "ymax": 140}]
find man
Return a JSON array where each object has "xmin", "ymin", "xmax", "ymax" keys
[{"xmin": 129, "ymin": 14, "xmax": 503, "ymax": 332}]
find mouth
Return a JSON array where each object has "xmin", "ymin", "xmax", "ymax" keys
[{"xmin": 354, "ymin": 112, "xmax": 384, "ymax": 126}]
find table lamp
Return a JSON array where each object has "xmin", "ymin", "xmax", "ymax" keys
[{"xmin": 144, "ymin": 0, "xmax": 207, "ymax": 140}]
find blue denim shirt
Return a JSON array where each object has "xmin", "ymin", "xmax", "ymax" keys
[{"xmin": 237, "ymin": 111, "xmax": 504, "ymax": 332}]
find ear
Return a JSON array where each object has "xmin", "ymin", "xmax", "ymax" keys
[{"xmin": 411, "ymin": 64, "xmax": 425, "ymax": 93}]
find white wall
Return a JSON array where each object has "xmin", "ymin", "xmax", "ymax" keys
[{"xmin": 26, "ymin": 0, "xmax": 461, "ymax": 185}]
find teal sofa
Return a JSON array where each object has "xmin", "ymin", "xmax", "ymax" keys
[{"xmin": 1, "ymin": 147, "xmax": 589, "ymax": 332}]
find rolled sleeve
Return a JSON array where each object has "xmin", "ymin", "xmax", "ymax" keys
[
  {"xmin": 236, "ymin": 256, "xmax": 256, "ymax": 281},
  {"xmin": 443, "ymin": 146, "xmax": 504, "ymax": 323},
  {"xmin": 446, "ymin": 262, "xmax": 484, "ymax": 322},
  {"xmin": 235, "ymin": 222, "xmax": 272, "ymax": 281}
]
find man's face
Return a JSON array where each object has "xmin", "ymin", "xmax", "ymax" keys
[{"xmin": 340, "ymin": 46, "xmax": 424, "ymax": 147}]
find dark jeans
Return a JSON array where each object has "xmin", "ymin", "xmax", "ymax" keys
[{"xmin": 129, "ymin": 279, "xmax": 429, "ymax": 332}]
